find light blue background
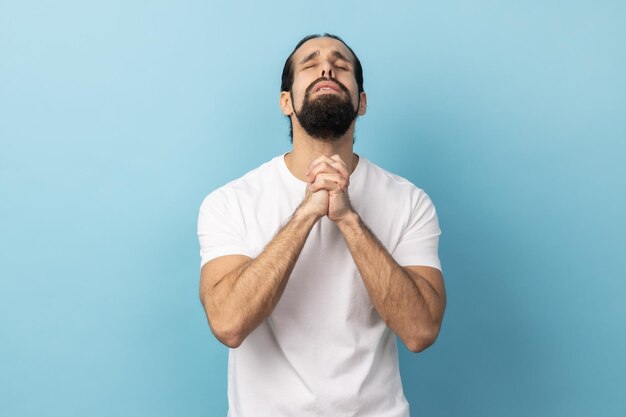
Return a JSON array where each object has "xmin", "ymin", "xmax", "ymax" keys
[{"xmin": 1, "ymin": 1, "xmax": 625, "ymax": 416}]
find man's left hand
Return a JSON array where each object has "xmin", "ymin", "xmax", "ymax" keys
[{"xmin": 306, "ymin": 154, "xmax": 355, "ymax": 223}]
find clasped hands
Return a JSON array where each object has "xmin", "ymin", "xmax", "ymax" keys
[{"xmin": 303, "ymin": 154, "xmax": 355, "ymax": 223}]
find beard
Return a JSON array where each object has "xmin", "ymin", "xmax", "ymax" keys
[{"xmin": 292, "ymin": 79, "xmax": 359, "ymax": 141}]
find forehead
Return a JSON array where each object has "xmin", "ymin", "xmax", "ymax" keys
[{"xmin": 292, "ymin": 37, "xmax": 354, "ymax": 64}]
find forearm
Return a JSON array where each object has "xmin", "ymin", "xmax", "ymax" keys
[
  {"xmin": 336, "ymin": 211, "xmax": 441, "ymax": 350},
  {"xmin": 210, "ymin": 205, "xmax": 319, "ymax": 346}
]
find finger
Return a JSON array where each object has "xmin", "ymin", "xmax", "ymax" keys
[
  {"xmin": 330, "ymin": 154, "xmax": 349, "ymax": 176},
  {"xmin": 310, "ymin": 181, "xmax": 334, "ymax": 193},
  {"xmin": 326, "ymin": 158, "xmax": 350, "ymax": 184},
  {"xmin": 306, "ymin": 155, "xmax": 333, "ymax": 175},
  {"xmin": 308, "ymin": 161, "xmax": 338, "ymax": 182},
  {"xmin": 314, "ymin": 173, "xmax": 348, "ymax": 190},
  {"xmin": 307, "ymin": 160, "xmax": 350, "ymax": 186},
  {"xmin": 306, "ymin": 154, "xmax": 345, "ymax": 175},
  {"xmin": 329, "ymin": 154, "xmax": 349, "ymax": 170},
  {"xmin": 311, "ymin": 177, "xmax": 342, "ymax": 193}
]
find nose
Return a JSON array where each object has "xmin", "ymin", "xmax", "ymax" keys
[{"xmin": 320, "ymin": 61, "xmax": 333, "ymax": 79}]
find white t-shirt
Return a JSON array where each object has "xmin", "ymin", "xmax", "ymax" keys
[{"xmin": 197, "ymin": 152, "xmax": 442, "ymax": 417}]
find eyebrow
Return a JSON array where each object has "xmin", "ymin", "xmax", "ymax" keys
[{"xmin": 297, "ymin": 50, "xmax": 352, "ymax": 67}]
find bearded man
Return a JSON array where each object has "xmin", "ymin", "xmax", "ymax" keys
[{"xmin": 197, "ymin": 33, "xmax": 446, "ymax": 417}]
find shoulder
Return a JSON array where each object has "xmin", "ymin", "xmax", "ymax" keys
[
  {"xmin": 199, "ymin": 155, "xmax": 281, "ymax": 209},
  {"xmin": 361, "ymin": 157, "xmax": 431, "ymax": 205}
]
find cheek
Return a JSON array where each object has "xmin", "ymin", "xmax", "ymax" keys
[
  {"xmin": 292, "ymin": 80, "xmax": 311, "ymax": 100},
  {"xmin": 346, "ymin": 84, "xmax": 359, "ymax": 102},
  {"xmin": 339, "ymin": 77, "xmax": 358, "ymax": 96},
  {"xmin": 297, "ymin": 81, "xmax": 311, "ymax": 94}
]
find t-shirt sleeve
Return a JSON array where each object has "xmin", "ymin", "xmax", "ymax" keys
[
  {"xmin": 197, "ymin": 189, "xmax": 251, "ymax": 268},
  {"xmin": 391, "ymin": 188, "xmax": 442, "ymax": 272}
]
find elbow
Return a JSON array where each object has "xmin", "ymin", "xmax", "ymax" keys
[
  {"xmin": 406, "ymin": 325, "xmax": 441, "ymax": 353},
  {"xmin": 217, "ymin": 331, "xmax": 244, "ymax": 349},
  {"xmin": 406, "ymin": 337, "xmax": 433, "ymax": 353},
  {"xmin": 210, "ymin": 318, "xmax": 245, "ymax": 348},
  {"xmin": 200, "ymin": 294, "xmax": 245, "ymax": 348},
  {"xmin": 201, "ymin": 304, "xmax": 245, "ymax": 349}
]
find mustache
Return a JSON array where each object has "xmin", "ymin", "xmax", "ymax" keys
[{"xmin": 306, "ymin": 77, "xmax": 351, "ymax": 97}]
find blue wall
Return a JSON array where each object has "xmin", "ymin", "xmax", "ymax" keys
[{"xmin": 1, "ymin": 1, "xmax": 624, "ymax": 416}]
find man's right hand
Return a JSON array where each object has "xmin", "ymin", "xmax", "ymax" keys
[
  {"xmin": 300, "ymin": 182, "xmax": 329, "ymax": 220},
  {"xmin": 200, "ymin": 176, "xmax": 326, "ymax": 348}
]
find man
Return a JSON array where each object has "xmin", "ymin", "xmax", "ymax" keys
[{"xmin": 197, "ymin": 33, "xmax": 446, "ymax": 417}]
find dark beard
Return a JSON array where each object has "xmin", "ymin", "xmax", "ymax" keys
[{"xmin": 292, "ymin": 80, "xmax": 358, "ymax": 141}]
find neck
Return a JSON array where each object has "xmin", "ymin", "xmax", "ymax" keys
[{"xmin": 285, "ymin": 124, "xmax": 359, "ymax": 183}]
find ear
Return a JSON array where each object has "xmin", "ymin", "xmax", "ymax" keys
[
  {"xmin": 357, "ymin": 91, "xmax": 367, "ymax": 116},
  {"xmin": 280, "ymin": 91, "xmax": 293, "ymax": 116}
]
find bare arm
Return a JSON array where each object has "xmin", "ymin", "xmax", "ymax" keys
[
  {"xmin": 199, "ymin": 189, "xmax": 326, "ymax": 348},
  {"xmin": 306, "ymin": 154, "xmax": 446, "ymax": 353},
  {"xmin": 336, "ymin": 212, "xmax": 446, "ymax": 352}
]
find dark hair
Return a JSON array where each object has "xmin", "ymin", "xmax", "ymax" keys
[{"xmin": 281, "ymin": 33, "xmax": 364, "ymax": 141}]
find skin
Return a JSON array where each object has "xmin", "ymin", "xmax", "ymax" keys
[{"xmin": 199, "ymin": 37, "xmax": 446, "ymax": 352}]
